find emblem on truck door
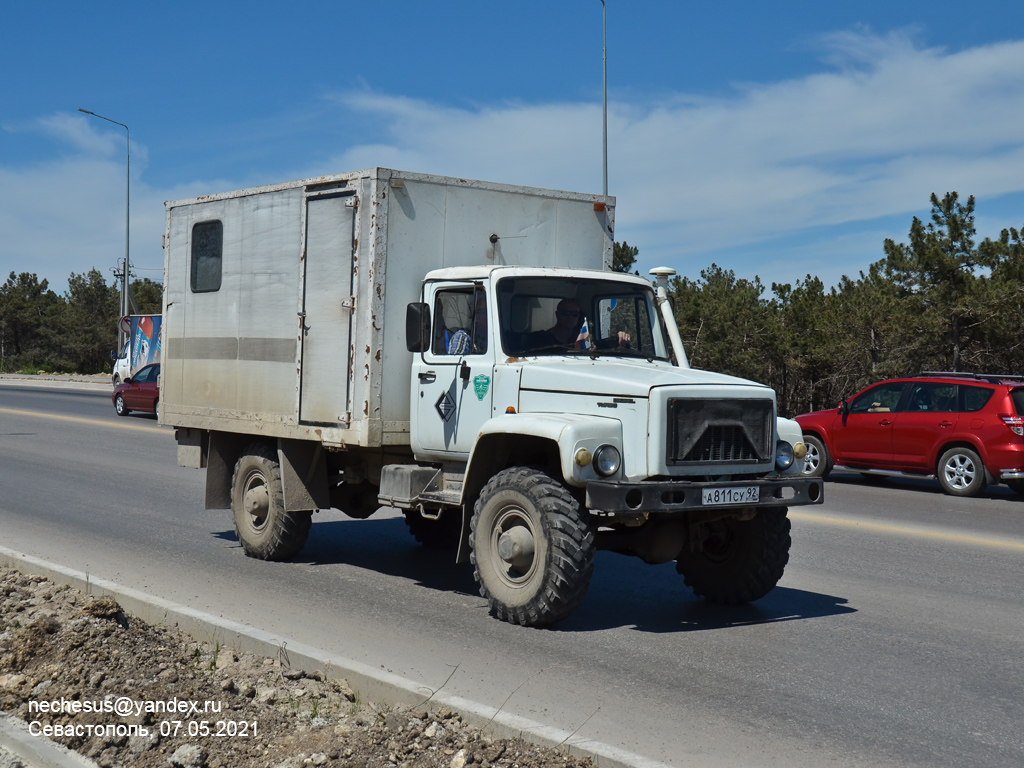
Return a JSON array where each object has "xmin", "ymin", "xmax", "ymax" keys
[
  {"xmin": 435, "ymin": 391, "xmax": 457, "ymax": 422},
  {"xmin": 473, "ymin": 375, "xmax": 490, "ymax": 401}
]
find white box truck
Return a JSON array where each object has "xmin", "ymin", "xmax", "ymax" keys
[{"xmin": 162, "ymin": 167, "xmax": 822, "ymax": 626}]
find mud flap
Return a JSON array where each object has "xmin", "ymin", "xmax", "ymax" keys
[{"xmin": 277, "ymin": 439, "xmax": 330, "ymax": 512}]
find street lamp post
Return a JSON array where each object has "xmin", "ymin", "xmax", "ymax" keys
[
  {"xmin": 78, "ymin": 108, "xmax": 130, "ymax": 347},
  {"xmin": 599, "ymin": 0, "xmax": 608, "ymax": 200}
]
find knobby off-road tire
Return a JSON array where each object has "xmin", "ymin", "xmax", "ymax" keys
[
  {"xmin": 676, "ymin": 506, "xmax": 791, "ymax": 605},
  {"xmin": 231, "ymin": 443, "xmax": 312, "ymax": 561},
  {"xmin": 471, "ymin": 467, "xmax": 595, "ymax": 626},
  {"xmin": 801, "ymin": 435, "xmax": 832, "ymax": 479},
  {"xmin": 403, "ymin": 509, "xmax": 461, "ymax": 550},
  {"xmin": 937, "ymin": 446, "xmax": 986, "ymax": 497},
  {"xmin": 114, "ymin": 394, "xmax": 129, "ymax": 417}
]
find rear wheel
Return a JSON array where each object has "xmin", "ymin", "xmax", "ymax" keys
[
  {"xmin": 471, "ymin": 467, "xmax": 594, "ymax": 626},
  {"xmin": 937, "ymin": 447, "xmax": 985, "ymax": 497},
  {"xmin": 801, "ymin": 435, "xmax": 832, "ymax": 478},
  {"xmin": 114, "ymin": 394, "xmax": 129, "ymax": 417},
  {"xmin": 676, "ymin": 507, "xmax": 791, "ymax": 604},
  {"xmin": 231, "ymin": 443, "xmax": 312, "ymax": 560}
]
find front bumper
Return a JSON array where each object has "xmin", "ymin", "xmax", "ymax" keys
[{"xmin": 586, "ymin": 476, "xmax": 824, "ymax": 515}]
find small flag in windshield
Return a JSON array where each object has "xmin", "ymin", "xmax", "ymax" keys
[{"xmin": 575, "ymin": 317, "xmax": 591, "ymax": 351}]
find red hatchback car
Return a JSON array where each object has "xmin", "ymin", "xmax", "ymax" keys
[
  {"xmin": 796, "ymin": 372, "xmax": 1024, "ymax": 497},
  {"xmin": 112, "ymin": 363, "xmax": 160, "ymax": 418}
]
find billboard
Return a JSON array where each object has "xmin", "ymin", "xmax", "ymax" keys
[{"xmin": 128, "ymin": 315, "xmax": 161, "ymax": 375}]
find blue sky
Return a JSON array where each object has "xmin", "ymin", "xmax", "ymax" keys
[{"xmin": 4, "ymin": 1, "xmax": 1024, "ymax": 294}]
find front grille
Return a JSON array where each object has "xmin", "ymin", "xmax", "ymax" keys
[{"xmin": 667, "ymin": 398, "xmax": 773, "ymax": 465}]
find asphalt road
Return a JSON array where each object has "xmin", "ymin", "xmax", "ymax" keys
[{"xmin": 2, "ymin": 383, "xmax": 1023, "ymax": 768}]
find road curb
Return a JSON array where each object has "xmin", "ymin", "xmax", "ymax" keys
[
  {"xmin": 0, "ymin": 714, "xmax": 100, "ymax": 768},
  {"xmin": 0, "ymin": 376, "xmax": 110, "ymax": 393},
  {"xmin": 0, "ymin": 547, "xmax": 674, "ymax": 768}
]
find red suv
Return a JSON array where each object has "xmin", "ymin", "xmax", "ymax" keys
[{"xmin": 796, "ymin": 372, "xmax": 1024, "ymax": 497}]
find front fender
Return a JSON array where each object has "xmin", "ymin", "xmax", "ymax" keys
[{"xmin": 467, "ymin": 413, "xmax": 624, "ymax": 489}]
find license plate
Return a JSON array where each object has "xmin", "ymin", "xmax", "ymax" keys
[{"xmin": 701, "ymin": 485, "xmax": 759, "ymax": 506}]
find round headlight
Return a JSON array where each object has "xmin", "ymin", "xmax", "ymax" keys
[
  {"xmin": 593, "ymin": 444, "xmax": 621, "ymax": 476},
  {"xmin": 775, "ymin": 440, "xmax": 795, "ymax": 471}
]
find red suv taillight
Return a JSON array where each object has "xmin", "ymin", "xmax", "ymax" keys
[{"xmin": 1000, "ymin": 414, "xmax": 1024, "ymax": 436}]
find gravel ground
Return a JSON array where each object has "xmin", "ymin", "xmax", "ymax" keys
[{"xmin": 0, "ymin": 568, "xmax": 594, "ymax": 768}]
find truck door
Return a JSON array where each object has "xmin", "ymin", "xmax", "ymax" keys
[
  {"xmin": 299, "ymin": 191, "xmax": 356, "ymax": 425},
  {"xmin": 412, "ymin": 282, "xmax": 495, "ymax": 459}
]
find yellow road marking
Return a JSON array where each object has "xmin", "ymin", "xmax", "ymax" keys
[
  {"xmin": 0, "ymin": 407, "xmax": 165, "ymax": 434},
  {"xmin": 790, "ymin": 510, "xmax": 1024, "ymax": 553}
]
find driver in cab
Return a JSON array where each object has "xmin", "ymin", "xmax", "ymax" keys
[{"xmin": 528, "ymin": 299, "xmax": 630, "ymax": 351}]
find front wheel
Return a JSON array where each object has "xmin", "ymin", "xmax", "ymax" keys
[
  {"xmin": 114, "ymin": 394, "xmax": 129, "ymax": 417},
  {"xmin": 676, "ymin": 507, "xmax": 791, "ymax": 604},
  {"xmin": 801, "ymin": 435, "xmax": 832, "ymax": 478},
  {"xmin": 471, "ymin": 467, "xmax": 594, "ymax": 626},
  {"xmin": 231, "ymin": 443, "xmax": 312, "ymax": 560},
  {"xmin": 937, "ymin": 447, "xmax": 985, "ymax": 497}
]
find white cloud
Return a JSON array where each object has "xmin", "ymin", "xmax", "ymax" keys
[
  {"xmin": 5, "ymin": 30, "xmax": 1024, "ymax": 292},
  {"xmin": 32, "ymin": 113, "xmax": 126, "ymax": 159},
  {"xmin": 0, "ymin": 156, "xmax": 167, "ymax": 291},
  {"xmin": 325, "ymin": 31, "xmax": 1024, "ymax": 280}
]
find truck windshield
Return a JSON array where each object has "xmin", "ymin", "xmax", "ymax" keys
[{"xmin": 497, "ymin": 276, "xmax": 671, "ymax": 360}]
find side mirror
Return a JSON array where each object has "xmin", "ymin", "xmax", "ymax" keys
[
  {"xmin": 840, "ymin": 400, "xmax": 850, "ymax": 416},
  {"xmin": 109, "ymin": 350, "xmax": 117, "ymax": 361},
  {"xmin": 406, "ymin": 302, "xmax": 431, "ymax": 353}
]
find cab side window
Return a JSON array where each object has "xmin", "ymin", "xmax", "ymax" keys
[
  {"xmin": 849, "ymin": 382, "xmax": 906, "ymax": 414},
  {"xmin": 431, "ymin": 289, "xmax": 487, "ymax": 356}
]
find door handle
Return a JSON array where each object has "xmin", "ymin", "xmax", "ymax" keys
[
  {"xmin": 878, "ymin": 419, "xmax": 892, "ymax": 426},
  {"xmin": 939, "ymin": 420, "xmax": 954, "ymax": 428},
  {"xmin": 418, "ymin": 371, "xmax": 436, "ymax": 383}
]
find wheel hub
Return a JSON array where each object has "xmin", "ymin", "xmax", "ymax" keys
[
  {"xmin": 243, "ymin": 484, "xmax": 269, "ymax": 525},
  {"xmin": 804, "ymin": 447, "xmax": 818, "ymax": 473},
  {"xmin": 945, "ymin": 456, "xmax": 974, "ymax": 488},
  {"xmin": 497, "ymin": 526, "xmax": 535, "ymax": 570}
]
